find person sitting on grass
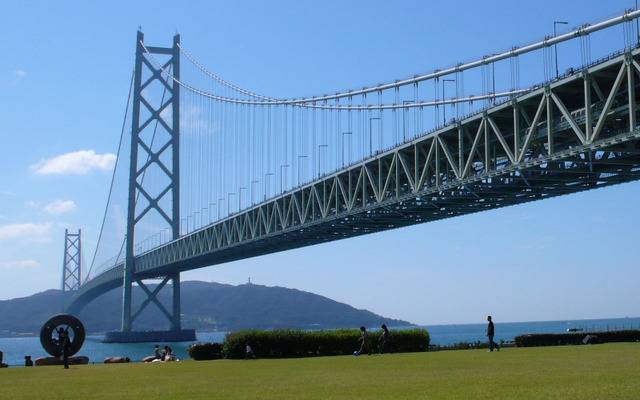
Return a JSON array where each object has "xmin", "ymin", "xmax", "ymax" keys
[{"xmin": 164, "ymin": 346, "xmax": 177, "ymax": 362}]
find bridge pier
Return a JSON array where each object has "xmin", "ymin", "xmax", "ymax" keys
[
  {"xmin": 112, "ymin": 272, "xmax": 194, "ymax": 343},
  {"xmin": 171, "ymin": 272, "xmax": 181, "ymax": 331},
  {"xmin": 104, "ymin": 329, "xmax": 195, "ymax": 343}
]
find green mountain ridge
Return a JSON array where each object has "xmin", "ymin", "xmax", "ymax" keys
[{"xmin": 0, "ymin": 281, "xmax": 412, "ymax": 336}]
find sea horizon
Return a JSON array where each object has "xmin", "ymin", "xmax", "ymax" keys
[{"xmin": 422, "ymin": 315, "xmax": 640, "ymax": 327}]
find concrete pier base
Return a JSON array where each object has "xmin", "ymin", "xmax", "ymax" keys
[
  {"xmin": 104, "ymin": 329, "xmax": 196, "ymax": 343},
  {"xmin": 35, "ymin": 356, "xmax": 90, "ymax": 366}
]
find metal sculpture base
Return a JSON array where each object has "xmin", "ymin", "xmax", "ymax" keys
[
  {"xmin": 35, "ymin": 356, "xmax": 89, "ymax": 367},
  {"xmin": 104, "ymin": 329, "xmax": 196, "ymax": 343}
]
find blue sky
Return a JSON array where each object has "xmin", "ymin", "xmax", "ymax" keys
[{"xmin": 1, "ymin": 0, "xmax": 639, "ymax": 326}]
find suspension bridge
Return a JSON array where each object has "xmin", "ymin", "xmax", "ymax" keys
[{"xmin": 62, "ymin": 10, "xmax": 640, "ymax": 341}]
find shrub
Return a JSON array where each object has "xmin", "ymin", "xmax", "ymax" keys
[
  {"xmin": 448, "ymin": 341, "xmax": 489, "ymax": 350},
  {"xmin": 388, "ymin": 328, "xmax": 431, "ymax": 353},
  {"xmin": 514, "ymin": 329, "xmax": 640, "ymax": 347},
  {"xmin": 222, "ymin": 328, "xmax": 430, "ymax": 359},
  {"xmin": 188, "ymin": 342, "xmax": 224, "ymax": 360}
]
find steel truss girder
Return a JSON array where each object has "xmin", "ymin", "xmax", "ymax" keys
[{"xmin": 69, "ymin": 47, "xmax": 640, "ymax": 313}]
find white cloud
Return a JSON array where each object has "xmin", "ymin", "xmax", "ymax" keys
[
  {"xmin": 0, "ymin": 222, "xmax": 53, "ymax": 240},
  {"xmin": 0, "ymin": 260, "xmax": 40, "ymax": 270},
  {"xmin": 43, "ymin": 200, "xmax": 76, "ymax": 215},
  {"xmin": 30, "ymin": 150, "xmax": 116, "ymax": 175},
  {"xmin": 14, "ymin": 70, "xmax": 25, "ymax": 79},
  {"xmin": 9, "ymin": 70, "xmax": 26, "ymax": 87}
]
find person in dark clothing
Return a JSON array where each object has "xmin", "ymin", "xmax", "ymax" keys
[
  {"xmin": 61, "ymin": 330, "xmax": 71, "ymax": 369},
  {"xmin": 487, "ymin": 316, "xmax": 500, "ymax": 352},
  {"xmin": 25, "ymin": 356, "xmax": 33, "ymax": 367},
  {"xmin": 379, "ymin": 324, "xmax": 390, "ymax": 354}
]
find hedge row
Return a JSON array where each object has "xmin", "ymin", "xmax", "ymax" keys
[
  {"xmin": 188, "ymin": 328, "xmax": 430, "ymax": 360},
  {"xmin": 514, "ymin": 329, "xmax": 640, "ymax": 347},
  {"xmin": 434, "ymin": 340, "xmax": 498, "ymax": 350},
  {"xmin": 187, "ymin": 342, "xmax": 224, "ymax": 360},
  {"xmin": 226, "ymin": 328, "xmax": 430, "ymax": 359}
]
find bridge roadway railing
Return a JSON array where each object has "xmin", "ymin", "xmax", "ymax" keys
[{"xmin": 68, "ymin": 47, "xmax": 640, "ymax": 312}]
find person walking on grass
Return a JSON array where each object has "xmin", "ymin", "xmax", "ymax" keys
[
  {"xmin": 379, "ymin": 324, "xmax": 390, "ymax": 354},
  {"xmin": 357, "ymin": 326, "xmax": 371, "ymax": 356},
  {"xmin": 487, "ymin": 315, "xmax": 500, "ymax": 352},
  {"xmin": 245, "ymin": 342, "xmax": 255, "ymax": 360}
]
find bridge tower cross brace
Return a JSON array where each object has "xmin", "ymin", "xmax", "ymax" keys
[
  {"xmin": 61, "ymin": 229, "xmax": 81, "ymax": 310},
  {"xmin": 122, "ymin": 31, "xmax": 181, "ymax": 332}
]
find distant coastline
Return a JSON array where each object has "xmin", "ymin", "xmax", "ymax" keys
[{"xmin": 0, "ymin": 281, "xmax": 411, "ymax": 336}]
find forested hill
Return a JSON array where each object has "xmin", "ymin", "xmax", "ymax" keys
[{"xmin": 0, "ymin": 281, "xmax": 411, "ymax": 336}]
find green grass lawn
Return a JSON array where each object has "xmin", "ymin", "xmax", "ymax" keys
[{"xmin": 1, "ymin": 343, "xmax": 638, "ymax": 399}]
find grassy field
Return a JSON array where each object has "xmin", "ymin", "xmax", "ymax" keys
[{"xmin": 1, "ymin": 343, "xmax": 638, "ymax": 399}]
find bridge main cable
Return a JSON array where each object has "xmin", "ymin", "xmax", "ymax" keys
[
  {"xmin": 145, "ymin": 43, "xmax": 529, "ymax": 108},
  {"xmin": 167, "ymin": 9, "xmax": 640, "ymax": 107}
]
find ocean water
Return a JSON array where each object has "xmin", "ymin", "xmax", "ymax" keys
[
  {"xmin": 423, "ymin": 317, "xmax": 640, "ymax": 346},
  {"xmin": 1, "ymin": 317, "xmax": 638, "ymax": 367}
]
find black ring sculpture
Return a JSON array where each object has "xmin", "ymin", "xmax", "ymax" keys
[{"xmin": 40, "ymin": 314, "xmax": 85, "ymax": 357}]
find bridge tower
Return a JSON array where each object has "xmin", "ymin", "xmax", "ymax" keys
[
  {"xmin": 61, "ymin": 229, "xmax": 81, "ymax": 311},
  {"xmin": 114, "ymin": 31, "xmax": 192, "ymax": 341}
]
